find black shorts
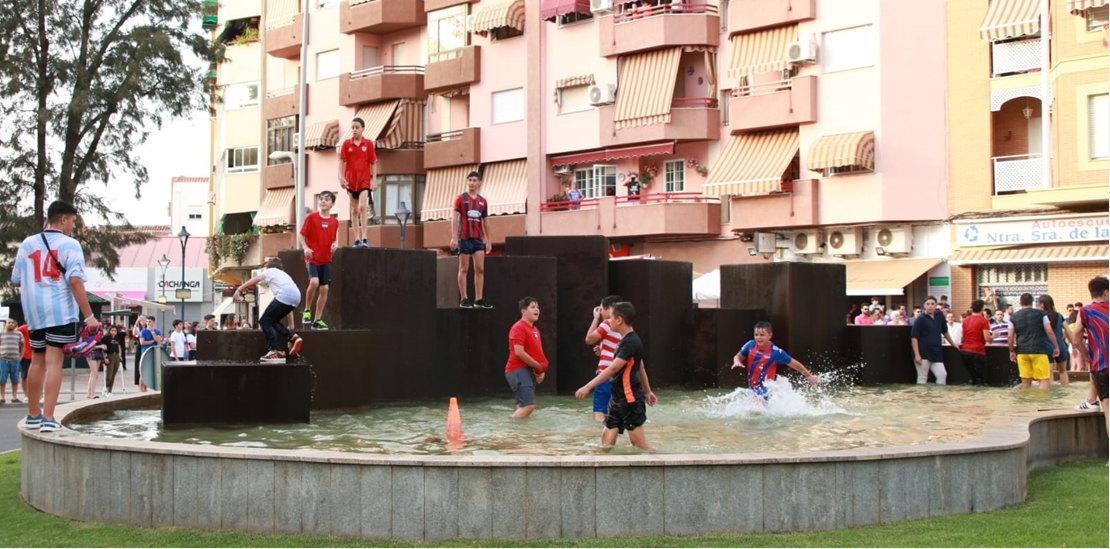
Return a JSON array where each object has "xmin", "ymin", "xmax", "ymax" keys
[
  {"xmin": 20, "ymin": 358, "xmax": 31, "ymax": 380},
  {"xmin": 457, "ymin": 238, "xmax": 486, "ymax": 256},
  {"xmin": 307, "ymin": 263, "xmax": 332, "ymax": 286},
  {"xmin": 30, "ymin": 324, "xmax": 77, "ymax": 353},
  {"xmin": 1094, "ymin": 370, "xmax": 1109, "ymax": 402},
  {"xmin": 346, "ymin": 188, "xmax": 375, "ymax": 205},
  {"xmin": 604, "ymin": 400, "xmax": 647, "ymax": 434}
]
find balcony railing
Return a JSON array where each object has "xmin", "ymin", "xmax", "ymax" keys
[
  {"xmin": 614, "ymin": 2, "xmax": 718, "ymax": 24},
  {"xmin": 428, "ymin": 47, "xmax": 464, "ymax": 65},
  {"xmin": 671, "ymin": 96, "xmax": 718, "ymax": 108},
  {"xmin": 733, "ymin": 76, "xmax": 793, "ymax": 97},
  {"xmin": 991, "ymin": 38, "xmax": 1042, "ymax": 78},
  {"xmin": 349, "ymin": 64, "xmax": 424, "ymax": 79},
  {"xmin": 992, "ymin": 154, "xmax": 1046, "ymax": 194},
  {"xmin": 541, "ymin": 192, "xmax": 718, "ymax": 212},
  {"xmin": 426, "ymin": 129, "xmax": 466, "ymax": 143}
]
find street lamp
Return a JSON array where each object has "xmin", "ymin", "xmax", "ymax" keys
[
  {"xmin": 396, "ymin": 201, "xmax": 411, "ymax": 250},
  {"xmin": 157, "ymin": 254, "xmax": 170, "ymax": 328},
  {"xmin": 270, "ymin": 150, "xmax": 305, "ymax": 248},
  {"xmin": 177, "ymin": 226, "xmax": 190, "ymax": 322}
]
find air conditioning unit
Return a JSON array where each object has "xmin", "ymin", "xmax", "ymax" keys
[
  {"xmin": 591, "ymin": 0, "xmax": 614, "ymax": 14},
  {"xmin": 824, "ymin": 227, "xmax": 862, "ymax": 257},
  {"xmin": 791, "ymin": 230, "xmax": 822, "ymax": 255},
  {"xmin": 466, "ymin": 14, "xmax": 476, "ymax": 32},
  {"xmin": 552, "ymin": 164, "xmax": 572, "ymax": 175},
  {"xmin": 786, "ymin": 39, "xmax": 818, "ymax": 64},
  {"xmin": 589, "ymin": 84, "xmax": 617, "ymax": 106},
  {"xmin": 874, "ymin": 225, "xmax": 913, "ymax": 256},
  {"xmin": 292, "ymin": 132, "xmax": 300, "ymax": 150}
]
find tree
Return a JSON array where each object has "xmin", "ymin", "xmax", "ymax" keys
[{"xmin": 0, "ymin": 0, "xmax": 213, "ymax": 292}]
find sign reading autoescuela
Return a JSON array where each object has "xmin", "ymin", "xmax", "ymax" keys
[{"xmin": 956, "ymin": 214, "xmax": 1110, "ymax": 248}]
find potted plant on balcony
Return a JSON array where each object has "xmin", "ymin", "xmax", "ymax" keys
[
  {"xmin": 687, "ymin": 158, "xmax": 708, "ymax": 177},
  {"xmin": 206, "ymin": 231, "xmax": 258, "ymax": 268},
  {"xmin": 546, "ymin": 190, "xmax": 570, "ymax": 212}
]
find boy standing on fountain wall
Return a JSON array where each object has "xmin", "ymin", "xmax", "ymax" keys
[
  {"xmin": 1071, "ymin": 276, "xmax": 1108, "ymax": 436},
  {"xmin": 731, "ymin": 321, "xmax": 818, "ymax": 402},
  {"xmin": 584, "ymin": 294, "xmax": 624, "ymax": 422},
  {"xmin": 450, "ymin": 171, "xmax": 493, "ymax": 309},
  {"xmin": 505, "ymin": 297, "xmax": 548, "ymax": 419},
  {"xmin": 576, "ymin": 302, "xmax": 658, "ymax": 452},
  {"xmin": 300, "ymin": 190, "xmax": 339, "ymax": 330},
  {"xmin": 235, "ymin": 258, "xmax": 303, "ymax": 361}
]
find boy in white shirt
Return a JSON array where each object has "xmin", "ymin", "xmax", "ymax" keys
[
  {"xmin": 169, "ymin": 320, "xmax": 188, "ymax": 361},
  {"xmin": 234, "ymin": 258, "xmax": 303, "ymax": 361}
]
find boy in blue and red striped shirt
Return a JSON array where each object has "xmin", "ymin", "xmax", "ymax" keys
[
  {"xmin": 732, "ymin": 321, "xmax": 819, "ymax": 403},
  {"xmin": 450, "ymin": 171, "xmax": 493, "ymax": 310},
  {"xmin": 1072, "ymin": 276, "xmax": 1109, "ymax": 436}
]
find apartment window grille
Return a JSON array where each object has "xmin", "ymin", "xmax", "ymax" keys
[{"xmin": 975, "ymin": 263, "xmax": 1048, "ymax": 310}]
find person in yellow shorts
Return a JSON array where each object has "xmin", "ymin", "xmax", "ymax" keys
[{"xmin": 1008, "ymin": 293, "xmax": 1060, "ymax": 389}]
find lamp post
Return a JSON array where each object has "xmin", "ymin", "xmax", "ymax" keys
[
  {"xmin": 177, "ymin": 226, "xmax": 190, "ymax": 321},
  {"xmin": 157, "ymin": 254, "xmax": 170, "ymax": 328},
  {"xmin": 396, "ymin": 201, "xmax": 411, "ymax": 250},
  {"xmin": 270, "ymin": 150, "xmax": 304, "ymax": 248}
]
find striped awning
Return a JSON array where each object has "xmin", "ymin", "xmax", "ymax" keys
[
  {"xmin": 807, "ymin": 131, "xmax": 875, "ymax": 172},
  {"xmin": 1068, "ymin": 0, "xmax": 1107, "ymax": 14},
  {"xmin": 949, "ymin": 244, "xmax": 1110, "ymax": 265},
  {"xmin": 614, "ymin": 48, "xmax": 682, "ymax": 130},
  {"xmin": 341, "ymin": 100, "xmax": 400, "ymax": 143},
  {"xmin": 253, "ymin": 187, "xmax": 296, "ymax": 227},
  {"xmin": 265, "ymin": 0, "xmax": 299, "ymax": 29},
  {"xmin": 377, "ymin": 99, "xmax": 425, "ymax": 149},
  {"xmin": 541, "ymin": 0, "xmax": 592, "ymax": 21},
  {"xmin": 728, "ymin": 25, "xmax": 797, "ymax": 81},
  {"xmin": 478, "ymin": 159, "xmax": 528, "ymax": 216},
  {"xmin": 421, "ymin": 164, "xmax": 480, "ymax": 222},
  {"xmin": 556, "ymin": 74, "xmax": 595, "ymax": 89},
  {"xmin": 551, "ymin": 142, "xmax": 674, "ymax": 166},
  {"xmin": 473, "ymin": 0, "xmax": 526, "ymax": 36},
  {"xmin": 979, "ymin": 0, "xmax": 1040, "ymax": 41},
  {"xmin": 304, "ymin": 120, "xmax": 339, "ymax": 150},
  {"xmin": 703, "ymin": 129, "xmax": 798, "ymax": 197}
]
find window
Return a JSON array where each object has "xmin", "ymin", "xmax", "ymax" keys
[
  {"xmin": 188, "ymin": 205, "xmax": 204, "ymax": 220},
  {"xmin": 224, "ymin": 82, "xmax": 260, "ymax": 109},
  {"xmin": 976, "ymin": 264, "xmax": 1048, "ymax": 310},
  {"xmin": 319, "ymin": 0, "xmax": 340, "ymax": 6},
  {"xmin": 558, "ymin": 85, "xmax": 591, "ymax": 114},
  {"xmin": 492, "ymin": 88, "xmax": 524, "ymax": 124},
  {"xmin": 718, "ymin": 0, "xmax": 728, "ymax": 34},
  {"xmin": 226, "ymin": 147, "xmax": 260, "ymax": 173},
  {"xmin": 1087, "ymin": 5, "xmax": 1109, "ymax": 32},
  {"xmin": 316, "ymin": 49, "xmax": 340, "ymax": 81},
  {"xmin": 1089, "ymin": 94, "xmax": 1108, "ymax": 160},
  {"xmin": 373, "ymin": 175, "xmax": 426, "ymax": 223},
  {"xmin": 392, "ymin": 42, "xmax": 406, "ymax": 65},
  {"xmin": 428, "ymin": 5, "xmax": 468, "ymax": 63},
  {"xmin": 664, "ymin": 160, "xmax": 685, "ymax": 192},
  {"xmin": 267, "ymin": 117, "xmax": 296, "ymax": 165},
  {"xmin": 822, "ymin": 25, "xmax": 874, "ymax": 73},
  {"xmin": 558, "ymin": 11, "xmax": 592, "ymax": 26},
  {"xmin": 719, "ymin": 90, "xmax": 730, "ymax": 125},
  {"xmin": 575, "ymin": 165, "xmax": 616, "ymax": 199}
]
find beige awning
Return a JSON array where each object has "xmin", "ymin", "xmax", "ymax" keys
[
  {"xmin": 377, "ymin": 99, "xmax": 425, "ymax": 149},
  {"xmin": 843, "ymin": 258, "xmax": 944, "ymax": 296},
  {"xmin": 480, "ymin": 159, "xmax": 528, "ymax": 216},
  {"xmin": 253, "ymin": 187, "xmax": 296, "ymax": 227},
  {"xmin": 304, "ymin": 120, "xmax": 339, "ymax": 149},
  {"xmin": 340, "ymin": 100, "xmax": 401, "ymax": 143},
  {"xmin": 728, "ymin": 25, "xmax": 797, "ymax": 81},
  {"xmin": 473, "ymin": 0, "xmax": 526, "ymax": 36},
  {"xmin": 421, "ymin": 165, "xmax": 480, "ymax": 222},
  {"xmin": 979, "ymin": 0, "xmax": 1040, "ymax": 41},
  {"xmin": 556, "ymin": 74, "xmax": 596, "ymax": 89},
  {"xmin": 703, "ymin": 129, "xmax": 799, "ymax": 197},
  {"xmin": 265, "ymin": 0, "xmax": 299, "ymax": 29},
  {"xmin": 614, "ymin": 48, "xmax": 682, "ymax": 129},
  {"xmin": 211, "ymin": 297, "xmax": 235, "ymax": 318},
  {"xmin": 1068, "ymin": 0, "xmax": 1107, "ymax": 14},
  {"xmin": 807, "ymin": 131, "xmax": 876, "ymax": 172},
  {"xmin": 949, "ymin": 244, "xmax": 1110, "ymax": 265}
]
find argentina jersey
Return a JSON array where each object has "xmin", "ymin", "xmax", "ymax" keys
[{"xmin": 11, "ymin": 230, "xmax": 87, "ymax": 330}]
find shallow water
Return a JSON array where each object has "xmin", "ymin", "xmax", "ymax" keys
[{"xmin": 70, "ymin": 377, "xmax": 1092, "ymax": 456}]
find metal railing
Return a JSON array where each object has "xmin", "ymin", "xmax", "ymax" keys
[
  {"xmin": 671, "ymin": 96, "xmax": 718, "ymax": 108},
  {"xmin": 349, "ymin": 65, "xmax": 425, "ymax": 79},
  {"xmin": 991, "ymin": 38, "xmax": 1041, "ymax": 78},
  {"xmin": 992, "ymin": 154, "xmax": 1046, "ymax": 194},
  {"xmin": 426, "ymin": 129, "xmax": 468, "ymax": 143},
  {"xmin": 732, "ymin": 78, "xmax": 793, "ymax": 98},
  {"xmin": 541, "ymin": 191, "xmax": 718, "ymax": 212},
  {"xmin": 614, "ymin": 2, "xmax": 718, "ymax": 24},
  {"xmin": 428, "ymin": 47, "xmax": 465, "ymax": 64}
]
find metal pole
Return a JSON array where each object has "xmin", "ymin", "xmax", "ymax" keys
[
  {"xmin": 160, "ymin": 269, "xmax": 167, "ymax": 328},
  {"xmin": 295, "ymin": 5, "xmax": 309, "ymax": 248},
  {"xmin": 400, "ymin": 220, "xmax": 407, "ymax": 249},
  {"xmin": 180, "ymin": 248, "xmax": 187, "ymax": 322},
  {"xmin": 1040, "ymin": 0, "xmax": 1051, "ymax": 189}
]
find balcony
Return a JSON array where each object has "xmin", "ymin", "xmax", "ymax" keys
[
  {"xmin": 599, "ymin": 3, "xmax": 720, "ymax": 57},
  {"xmin": 729, "ymin": 75, "xmax": 817, "ymax": 133},
  {"xmin": 539, "ymin": 193, "xmax": 720, "ymax": 239},
  {"xmin": 728, "ymin": 0, "xmax": 815, "ymax": 34},
  {"xmin": 991, "ymin": 38, "xmax": 1041, "ymax": 78},
  {"xmin": 264, "ymin": 163, "xmax": 294, "ymax": 190},
  {"xmin": 341, "ymin": 0, "xmax": 427, "ymax": 34},
  {"xmin": 599, "ymin": 101, "xmax": 719, "ymax": 147},
  {"xmin": 339, "ymin": 66, "xmax": 425, "ymax": 107},
  {"xmin": 376, "ymin": 148, "xmax": 425, "ymax": 176},
  {"xmin": 265, "ymin": 12, "xmax": 302, "ymax": 58},
  {"xmin": 425, "ymin": 46, "xmax": 481, "ymax": 94},
  {"xmin": 992, "ymin": 154, "xmax": 1046, "ymax": 195},
  {"xmin": 424, "ymin": 127, "xmax": 480, "ymax": 169},
  {"xmin": 216, "ymin": 236, "xmax": 264, "ymax": 273},
  {"xmin": 423, "ymin": 215, "xmax": 525, "ymax": 249},
  {"xmin": 264, "ymin": 86, "xmax": 299, "ymax": 120},
  {"xmin": 728, "ymin": 179, "xmax": 818, "ymax": 231}
]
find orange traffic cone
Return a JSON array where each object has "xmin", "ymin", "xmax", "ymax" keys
[{"xmin": 446, "ymin": 397, "xmax": 464, "ymax": 442}]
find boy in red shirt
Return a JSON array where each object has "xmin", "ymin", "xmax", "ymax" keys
[
  {"xmin": 451, "ymin": 171, "xmax": 493, "ymax": 309},
  {"xmin": 299, "ymin": 191, "xmax": 339, "ymax": 330},
  {"xmin": 505, "ymin": 297, "xmax": 548, "ymax": 419},
  {"xmin": 960, "ymin": 299, "xmax": 993, "ymax": 386},
  {"xmin": 338, "ymin": 117, "xmax": 378, "ymax": 248}
]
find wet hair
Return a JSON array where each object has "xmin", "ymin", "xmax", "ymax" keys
[
  {"xmin": 351, "ymin": 117, "xmax": 365, "ymax": 128},
  {"xmin": 601, "ymin": 295, "xmax": 623, "ymax": 308},
  {"xmin": 1038, "ymin": 294, "xmax": 1059, "ymax": 330},
  {"xmin": 1089, "ymin": 276, "xmax": 1109, "ymax": 299},
  {"xmin": 611, "ymin": 302, "xmax": 636, "ymax": 326},
  {"xmin": 518, "ymin": 296, "xmax": 537, "ymax": 310},
  {"xmin": 319, "ymin": 190, "xmax": 336, "ymax": 202},
  {"xmin": 47, "ymin": 200, "xmax": 78, "ymax": 224},
  {"xmin": 264, "ymin": 257, "xmax": 284, "ymax": 270},
  {"xmin": 1018, "ymin": 293, "xmax": 1033, "ymax": 306},
  {"xmin": 467, "ymin": 171, "xmax": 482, "ymax": 181},
  {"xmin": 754, "ymin": 320, "xmax": 773, "ymax": 333},
  {"xmin": 971, "ymin": 299, "xmax": 986, "ymax": 313}
]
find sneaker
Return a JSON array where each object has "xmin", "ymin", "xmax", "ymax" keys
[
  {"xmin": 302, "ymin": 310, "xmax": 312, "ymax": 324},
  {"xmin": 1075, "ymin": 399, "xmax": 1102, "ymax": 411},
  {"xmin": 474, "ymin": 299, "xmax": 494, "ymax": 309},
  {"xmin": 24, "ymin": 414, "xmax": 43, "ymax": 428},
  {"xmin": 354, "ymin": 240, "xmax": 368, "ymax": 248},
  {"xmin": 459, "ymin": 298, "xmax": 474, "ymax": 309},
  {"xmin": 260, "ymin": 350, "xmax": 286, "ymax": 361},
  {"xmin": 39, "ymin": 419, "xmax": 61, "ymax": 433},
  {"xmin": 288, "ymin": 334, "xmax": 303, "ymax": 357},
  {"xmin": 311, "ymin": 320, "xmax": 328, "ymax": 330}
]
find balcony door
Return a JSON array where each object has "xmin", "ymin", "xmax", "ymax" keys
[
  {"xmin": 362, "ymin": 46, "xmax": 379, "ymax": 70},
  {"xmin": 1027, "ymin": 116, "xmax": 1042, "ymax": 155}
]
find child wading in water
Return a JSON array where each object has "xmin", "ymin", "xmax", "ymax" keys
[{"xmin": 732, "ymin": 321, "xmax": 818, "ymax": 407}]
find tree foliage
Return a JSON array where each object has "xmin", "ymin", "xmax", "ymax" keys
[{"xmin": 0, "ymin": 0, "xmax": 213, "ymax": 294}]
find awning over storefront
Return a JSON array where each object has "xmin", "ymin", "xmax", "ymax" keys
[
  {"xmin": 340, "ymin": 100, "xmax": 400, "ymax": 143},
  {"xmin": 551, "ymin": 142, "xmax": 675, "ymax": 166},
  {"xmin": 979, "ymin": 0, "xmax": 1040, "ymax": 41},
  {"xmin": 541, "ymin": 0, "xmax": 591, "ymax": 21},
  {"xmin": 211, "ymin": 297, "xmax": 235, "ymax": 317},
  {"xmin": 703, "ymin": 129, "xmax": 798, "ymax": 197},
  {"xmin": 253, "ymin": 187, "xmax": 296, "ymax": 228},
  {"xmin": 843, "ymin": 258, "xmax": 944, "ymax": 297},
  {"xmin": 728, "ymin": 24, "xmax": 797, "ymax": 81},
  {"xmin": 92, "ymin": 290, "xmax": 147, "ymax": 302},
  {"xmin": 473, "ymin": 0, "xmax": 526, "ymax": 36},
  {"xmin": 304, "ymin": 120, "xmax": 339, "ymax": 149},
  {"xmin": 479, "ymin": 159, "xmax": 528, "ymax": 216},
  {"xmin": 421, "ymin": 164, "xmax": 480, "ymax": 222},
  {"xmin": 555, "ymin": 74, "xmax": 595, "ymax": 89},
  {"xmin": 807, "ymin": 131, "xmax": 875, "ymax": 172},
  {"xmin": 949, "ymin": 244, "xmax": 1110, "ymax": 265},
  {"xmin": 377, "ymin": 99, "xmax": 425, "ymax": 149},
  {"xmin": 1068, "ymin": 0, "xmax": 1107, "ymax": 15},
  {"xmin": 614, "ymin": 47, "xmax": 682, "ymax": 129}
]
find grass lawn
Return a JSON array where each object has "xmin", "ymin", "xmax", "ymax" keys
[{"xmin": 0, "ymin": 451, "xmax": 1105, "ymax": 547}]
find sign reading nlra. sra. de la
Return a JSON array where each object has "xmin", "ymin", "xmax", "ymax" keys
[{"xmin": 956, "ymin": 214, "xmax": 1110, "ymax": 248}]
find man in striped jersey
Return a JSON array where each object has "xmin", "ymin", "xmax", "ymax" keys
[
  {"xmin": 584, "ymin": 295, "xmax": 624, "ymax": 422},
  {"xmin": 10, "ymin": 201, "xmax": 99, "ymax": 433},
  {"xmin": 1071, "ymin": 276, "xmax": 1108, "ymax": 436}
]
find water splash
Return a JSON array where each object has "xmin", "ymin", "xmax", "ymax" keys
[{"xmin": 702, "ymin": 378, "xmax": 849, "ymax": 419}]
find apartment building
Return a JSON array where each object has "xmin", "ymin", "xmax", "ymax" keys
[
  {"xmin": 947, "ymin": 0, "xmax": 1109, "ymax": 309},
  {"xmin": 169, "ymin": 176, "xmax": 212, "ymax": 238}
]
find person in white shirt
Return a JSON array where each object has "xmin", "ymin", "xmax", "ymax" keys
[
  {"xmin": 169, "ymin": 320, "xmax": 188, "ymax": 361},
  {"xmin": 944, "ymin": 312, "xmax": 963, "ymax": 346},
  {"xmin": 234, "ymin": 258, "xmax": 303, "ymax": 361}
]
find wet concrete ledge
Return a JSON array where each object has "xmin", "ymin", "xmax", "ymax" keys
[{"xmin": 19, "ymin": 394, "xmax": 1109, "ymax": 540}]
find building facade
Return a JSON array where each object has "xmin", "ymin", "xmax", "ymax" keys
[{"xmin": 169, "ymin": 176, "xmax": 212, "ymax": 238}]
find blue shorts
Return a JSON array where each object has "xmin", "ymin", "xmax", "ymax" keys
[
  {"xmin": 307, "ymin": 263, "xmax": 331, "ymax": 286},
  {"xmin": 592, "ymin": 379, "xmax": 612, "ymax": 413},
  {"xmin": 457, "ymin": 238, "xmax": 486, "ymax": 255},
  {"xmin": 506, "ymin": 367, "xmax": 535, "ymax": 407},
  {"xmin": 0, "ymin": 360, "xmax": 20, "ymax": 385}
]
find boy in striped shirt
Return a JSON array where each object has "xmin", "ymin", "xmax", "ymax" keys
[
  {"xmin": 1072, "ymin": 276, "xmax": 1109, "ymax": 433},
  {"xmin": 732, "ymin": 321, "xmax": 819, "ymax": 405},
  {"xmin": 584, "ymin": 295, "xmax": 623, "ymax": 422}
]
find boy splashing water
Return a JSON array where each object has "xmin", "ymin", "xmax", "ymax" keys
[{"xmin": 732, "ymin": 321, "xmax": 818, "ymax": 405}]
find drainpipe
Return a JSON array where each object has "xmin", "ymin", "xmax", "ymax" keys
[
  {"xmin": 295, "ymin": 5, "xmax": 310, "ymax": 248},
  {"xmin": 1040, "ymin": 0, "xmax": 1051, "ymax": 189}
]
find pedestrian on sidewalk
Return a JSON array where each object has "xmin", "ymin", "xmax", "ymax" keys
[{"xmin": 0, "ymin": 318, "xmax": 25, "ymax": 403}]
